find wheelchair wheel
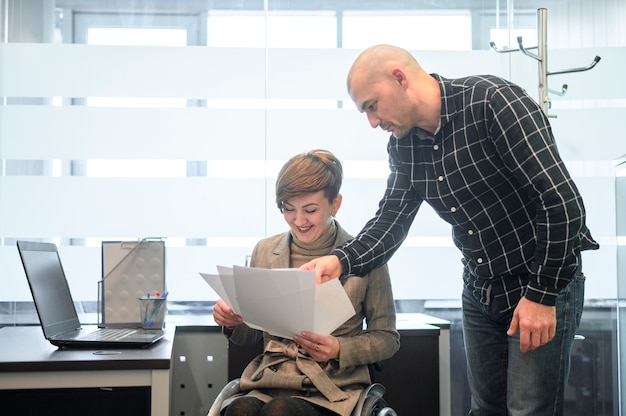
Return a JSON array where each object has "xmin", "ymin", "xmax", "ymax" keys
[{"xmin": 360, "ymin": 394, "xmax": 389, "ymax": 416}]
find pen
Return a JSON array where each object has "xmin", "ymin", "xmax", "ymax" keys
[
  {"xmin": 143, "ymin": 292, "xmax": 165, "ymax": 300},
  {"xmin": 142, "ymin": 298, "xmax": 150, "ymax": 326},
  {"xmin": 147, "ymin": 298, "xmax": 165, "ymax": 325}
]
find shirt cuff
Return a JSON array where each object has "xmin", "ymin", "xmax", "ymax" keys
[
  {"xmin": 221, "ymin": 326, "xmax": 234, "ymax": 337},
  {"xmin": 331, "ymin": 249, "xmax": 351, "ymax": 278},
  {"xmin": 524, "ymin": 282, "xmax": 558, "ymax": 306}
]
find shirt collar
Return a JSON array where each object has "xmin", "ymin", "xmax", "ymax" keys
[{"xmin": 430, "ymin": 73, "xmax": 458, "ymax": 135}]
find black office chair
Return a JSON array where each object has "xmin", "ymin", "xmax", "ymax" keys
[{"xmin": 206, "ymin": 377, "xmax": 397, "ymax": 416}]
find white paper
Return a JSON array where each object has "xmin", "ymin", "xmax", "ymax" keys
[{"xmin": 199, "ymin": 266, "xmax": 356, "ymax": 339}]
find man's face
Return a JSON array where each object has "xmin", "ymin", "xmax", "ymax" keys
[{"xmin": 349, "ymin": 71, "xmax": 414, "ymax": 139}]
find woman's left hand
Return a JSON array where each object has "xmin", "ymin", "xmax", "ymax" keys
[{"xmin": 294, "ymin": 331, "xmax": 339, "ymax": 362}]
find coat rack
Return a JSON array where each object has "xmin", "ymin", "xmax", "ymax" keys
[{"xmin": 490, "ymin": 8, "xmax": 601, "ymax": 117}]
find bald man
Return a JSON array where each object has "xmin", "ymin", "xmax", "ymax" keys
[{"xmin": 302, "ymin": 44, "xmax": 598, "ymax": 416}]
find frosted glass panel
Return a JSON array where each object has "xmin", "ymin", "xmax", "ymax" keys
[
  {"xmin": 0, "ymin": 43, "xmax": 266, "ymax": 98},
  {"xmin": 0, "ymin": 245, "xmax": 257, "ymax": 302},
  {"xmin": 545, "ymin": 48, "xmax": 625, "ymax": 101},
  {"xmin": 0, "ymin": 45, "xmax": 516, "ymax": 101},
  {"xmin": 167, "ymin": 246, "xmax": 256, "ymax": 301},
  {"xmin": 0, "ymin": 106, "xmax": 266, "ymax": 159},
  {"xmin": 402, "ymin": 51, "xmax": 511, "ymax": 81},
  {"xmin": 265, "ymin": 109, "xmax": 390, "ymax": 159},
  {"xmin": 616, "ymin": 159, "xmax": 626, "ymax": 412},
  {"xmin": 0, "ymin": 177, "xmax": 266, "ymax": 238},
  {"xmin": 266, "ymin": 49, "xmax": 509, "ymax": 99},
  {"xmin": 1, "ymin": 246, "xmax": 44, "ymax": 302},
  {"xmin": 549, "ymin": 108, "xmax": 626, "ymax": 160},
  {"xmin": 1, "ymin": 40, "xmax": 624, "ymax": 306}
]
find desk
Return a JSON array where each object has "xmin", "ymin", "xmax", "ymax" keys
[
  {"xmin": 397, "ymin": 313, "xmax": 451, "ymax": 416},
  {"xmin": 0, "ymin": 326, "xmax": 173, "ymax": 416}
]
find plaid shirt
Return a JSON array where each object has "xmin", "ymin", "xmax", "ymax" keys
[{"xmin": 334, "ymin": 74, "xmax": 598, "ymax": 310}]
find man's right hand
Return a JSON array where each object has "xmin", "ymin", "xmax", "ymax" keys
[{"xmin": 299, "ymin": 255, "xmax": 343, "ymax": 284}]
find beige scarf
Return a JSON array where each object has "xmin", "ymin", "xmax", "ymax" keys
[{"xmin": 289, "ymin": 220, "xmax": 337, "ymax": 269}]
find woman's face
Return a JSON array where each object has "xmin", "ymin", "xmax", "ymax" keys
[{"xmin": 282, "ymin": 190, "xmax": 341, "ymax": 244}]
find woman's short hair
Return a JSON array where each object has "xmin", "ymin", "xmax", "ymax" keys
[{"xmin": 275, "ymin": 149, "xmax": 343, "ymax": 211}]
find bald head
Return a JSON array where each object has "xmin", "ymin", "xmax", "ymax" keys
[
  {"xmin": 346, "ymin": 44, "xmax": 441, "ymax": 136},
  {"xmin": 347, "ymin": 44, "xmax": 424, "ymax": 94}
]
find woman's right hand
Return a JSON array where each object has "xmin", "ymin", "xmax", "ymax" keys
[{"xmin": 212, "ymin": 299, "xmax": 243, "ymax": 328}]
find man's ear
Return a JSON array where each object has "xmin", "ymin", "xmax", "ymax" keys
[{"xmin": 391, "ymin": 67, "xmax": 408, "ymax": 89}]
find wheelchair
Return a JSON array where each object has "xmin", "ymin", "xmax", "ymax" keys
[{"xmin": 207, "ymin": 377, "xmax": 398, "ymax": 416}]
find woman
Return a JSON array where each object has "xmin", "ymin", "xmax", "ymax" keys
[{"xmin": 213, "ymin": 149, "xmax": 399, "ymax": 416}]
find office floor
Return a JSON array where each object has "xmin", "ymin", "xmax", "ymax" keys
[{"xmin": 0, "ymin": 299, "xmax": 618, "ymax": 415}]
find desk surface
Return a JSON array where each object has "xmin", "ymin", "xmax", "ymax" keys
[
  {"xmin": 396, "ymin": 312, "xmax": 451, "ymax": 329},
  {"xmin": 0, "ymin": 326, "xmax": 174, "ymax": 373}
]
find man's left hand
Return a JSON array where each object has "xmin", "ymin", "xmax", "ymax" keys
[{"xmin": 507, "ymin": 297, "xmax": 556, "ymax": 352}]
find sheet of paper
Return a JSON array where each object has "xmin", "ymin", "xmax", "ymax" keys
[
  {"xmin": 200, "ymin": 272, "xmax": 240, "ymax": 314},
  {"xmin": 199, "ymin": 266, "xmax": 356, "ymax": 339}
]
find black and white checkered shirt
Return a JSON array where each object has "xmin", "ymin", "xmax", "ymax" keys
[{"xmin": 333, "ymin": 74, "xmax": 599, "ymax": 310}]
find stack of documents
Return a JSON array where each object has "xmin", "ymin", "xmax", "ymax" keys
[{"xmin": 200, "ymin": 266, "xmax": 356, "ymax": 339}]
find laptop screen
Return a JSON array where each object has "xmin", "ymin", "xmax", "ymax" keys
[{"xmin": 17, "ymin": 241, "xmax": 81, "ymax": 338}]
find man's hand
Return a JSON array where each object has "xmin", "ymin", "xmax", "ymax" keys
[
  {"xmin": 507, "ymin": 297, "xmax": 556, "ymax": 352},
  {"xmin": 299, "ymin": 255, "xmax": 343, "ymax": 285}
]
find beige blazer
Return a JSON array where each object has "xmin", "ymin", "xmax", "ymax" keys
[{"xmin": 222, "ymin": 222, "xmax": 400, "ymax": 415}]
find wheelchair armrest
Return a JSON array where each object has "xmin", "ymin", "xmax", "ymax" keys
[
  {"xmin": 372, "ymin": 361, "xmax": 385, "ymax": 372},
  {"xmin": 207, "ymin": 378, "xmax": 242, "ymax": 416}
]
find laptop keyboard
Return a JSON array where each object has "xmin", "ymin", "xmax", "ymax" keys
[{"xmin": 81, "ymin": 328, "xmax": 137, "ymax": 341}]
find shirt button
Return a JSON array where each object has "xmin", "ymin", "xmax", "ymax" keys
[
  {"xmin": 438, "ymin": 176, "xmax": 444, "ymax": 182},
  {"xmin": 450, "ymin": 207, "xmax": 457, "ymax": 213},
  {"xmin": 468, "ymin": 230, "xmax": 474, "ymax": 235},
  {"xmin": 433, "ymin": 144, "xmax": 439, "ymax": 150},
  {"xmin": 477, "ymin": 258, "xmax": 483, "ymax": 264}
]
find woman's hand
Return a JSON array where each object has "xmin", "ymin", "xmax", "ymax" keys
[
  {"xmin": 294, "ymin": 331, "xmax": 340, "ymax": 362},
  {"xmin": 212, "ymin": 299, "xmax": 243, "ymax": 328}
]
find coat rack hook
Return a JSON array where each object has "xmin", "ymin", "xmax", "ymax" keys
[
  {"xmin": 488, "ymin": 8, "xmax": 601, "ymax": 117},
  {"xmin": 548, "ymin": 56, "xmax": 601, "ymax": 76},
  {"xmin": 516, "ymin": 36, "xmax": 540, "ymax": 61},
  {"xmin": 489, "ymin": 41, "xmax": 537, "ymax": 54},
  {"xmin": 548, "ymin": 84, "xmax": 568, "ymax": 97}
]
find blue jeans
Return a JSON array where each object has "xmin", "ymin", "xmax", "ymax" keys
[{"xmin": 462, "ymin": 268, "xmax": 585, "ymax": 416}]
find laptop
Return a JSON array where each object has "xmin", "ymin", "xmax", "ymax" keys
[{"xmin": 16, "ymin": 240, "xmax": 165, "ymax": 348}]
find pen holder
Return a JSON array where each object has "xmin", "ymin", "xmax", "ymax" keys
[{"xmin": 138, "ymin": 297, "xmax": 167, "ymax": 329}]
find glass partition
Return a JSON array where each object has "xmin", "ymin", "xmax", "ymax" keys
[{"xmin": 617, "ymin": 156, "xmax": 626, "ymax": 415}]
